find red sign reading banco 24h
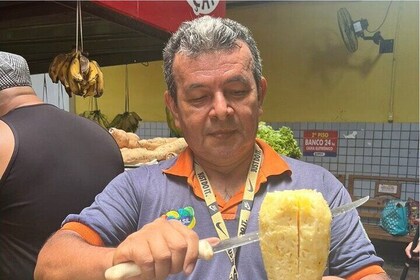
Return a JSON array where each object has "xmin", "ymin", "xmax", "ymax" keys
[{"xmin": 303, "ymin": 130, "xmax": 338, "ymax": 157}]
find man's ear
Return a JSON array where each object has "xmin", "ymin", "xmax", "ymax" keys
[
  {"xmin": 164, "ymin": 91, "xmax": 181, "ymax": 128},
  {"xmin": 257, "ymin": 77, "xmax": 267, "ymax": 115}
]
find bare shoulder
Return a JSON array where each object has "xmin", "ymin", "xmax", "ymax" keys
[{"xmin": 0, "ymin": 120, "xmax": 14, "ymax": 177}]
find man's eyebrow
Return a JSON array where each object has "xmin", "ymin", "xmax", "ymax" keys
[
  {"xmin": 186, "ymin": 83, "xmax": 206, "ymax": 92},
  {"xmin": 224, "ymin": 75, "xmax": 250, "ymax": 85},
  {"xmin": 185, "ymin": 76, "xmax": 251, "ymax": 93}
]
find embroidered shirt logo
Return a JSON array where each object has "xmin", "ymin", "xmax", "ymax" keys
[{"xmin": 166, "ymin": 206, "xmax": 196, "ymax": 229}]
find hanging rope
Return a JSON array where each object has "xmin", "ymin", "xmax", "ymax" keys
[
  {"xmin": 75, "ymin": 1, "xmax": 79, "ymax": 51},
  {"xmin": 57, "ymin": 83, "xmax": 65, "ymax": 110},
  {"xmin": 94, "ymin": 96, "xmax": 99, "ymax": 112},
  {"xmin": 125, "ymin": 64, "xmax": 130, "ymax": 112},
  {"xmin": 75, "ymin": 0, "xmax": 84, "ymax": 51},
  {"xmin": 43, "ymin": 73, "xmax": 48, "ymax": 103},
  {"xmin": 88, "ymin": 95, "xmax": 93, "ymax": 112},
  {"xmin": 78, "ymin": 0, "xmax": 84, "ymax": 51},
  {"xmin": 108, "ymin": 65, "xmax": 141, "ymax": 132},
  {"xmin": 48, "ymin": 0, "xmax": 103, "ymax": 99}
]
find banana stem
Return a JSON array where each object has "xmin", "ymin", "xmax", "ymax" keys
[
  {"xmin": 43, "ymin": 73, "xmax": 48, "ymax": 102},
  {"xmin": 88, "ymin": 96, "xmax": 94, "ymax": 111},
  {"xmin": 125, "ymin": 64, "xmax": 130, "ymax": 112},
  {"xmin": 75, "ymin": 1, "xmax": 84, "ymax": 52},
  {"xmin": 94, "ymin": 97, "xmax": 99, "ymax": 111}
]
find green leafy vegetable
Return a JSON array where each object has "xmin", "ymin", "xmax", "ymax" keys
[{"xmin": 256, "ymin": 122, "xmax": 302, "ymax": 159}]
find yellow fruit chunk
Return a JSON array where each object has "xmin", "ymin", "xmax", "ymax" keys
[{"xmin": 259, "ymin": 189, "xmax": 332, "ymax": 280}]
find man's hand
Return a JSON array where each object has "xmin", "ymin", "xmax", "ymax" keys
[
  {"xmin": 112, "ymin": 216, "xmax": 199, "ymax": 280},
  {"xmin": 405, "ymin": 240, "xmax": 420, "ymax": 260}
]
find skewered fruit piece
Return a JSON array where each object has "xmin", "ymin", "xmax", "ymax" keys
[{"xmin": 259, "ymin": 189, "xmax": 331, "ymax": 280}]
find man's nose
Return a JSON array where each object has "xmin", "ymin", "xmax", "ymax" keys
[{"xmin": 209, "ymin": 93, "xmax": 233, "ymax": 120}]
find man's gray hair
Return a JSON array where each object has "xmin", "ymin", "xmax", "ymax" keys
[{"xmin": 163, "ymin": 16, "xmax": 263, "ymax": 102}]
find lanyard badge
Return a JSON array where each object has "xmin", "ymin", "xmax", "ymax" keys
[{"xmin": 195, "ymin": 144, "xmax": 263, "ymax": 279}]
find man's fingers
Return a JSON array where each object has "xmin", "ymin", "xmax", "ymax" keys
[
  {"xmin": 112, "ymin": 217, "xmax": 201, "ymax": 279},
  {"xmin": 166, "ymin": 219, "xmax": 199, "ymax": 275},
  {"xmin": 129, "ymin": 238, "xmax": 156, "ymax": 279},
  {"xmin": 148, "ymin": 234, "xmax": 171, "ymax": 280},
  {"xmin": 141, "ymin": 219, "xmax": 187, "ymax": 279}
]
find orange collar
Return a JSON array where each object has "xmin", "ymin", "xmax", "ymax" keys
[{"xmin": 164, "ymin": 139, "xmax": 291, "ymax": 219}]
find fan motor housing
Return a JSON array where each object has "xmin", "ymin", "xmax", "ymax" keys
[
  {"xmin": 379, "ymin": 39, "xmax": 394, "ymax": 54},
  {"xmin": 337, "ymin": 7, "xmax": 394, "ymax": 54}
]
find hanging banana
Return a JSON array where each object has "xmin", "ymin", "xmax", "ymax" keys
[
  {"xmin": 91, "ymin": 60, "xmax": 104, "ymax": 97},
  {"xmin": 48, "ymin": 53, "xmax": 69, "ymax": 83},
  {"xmin": 80, "ymin": 60, "xmax": 99, "ymax": 97},
  {"xmin": 48, "ymin": 49, "xmax": 105, "ymax": 98}
]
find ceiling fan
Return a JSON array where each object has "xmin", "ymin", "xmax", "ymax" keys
[{"xmin": 337, "ymin": 7, "xmax": 394, "ymax": 54}]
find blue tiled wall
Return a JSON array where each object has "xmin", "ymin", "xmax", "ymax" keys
[
  {"xmin": 271, "ymin": 122, "xmax": 419, "ymax": 178},
  {"xmin": 137, "ymin": 121, "xmax": 419, "ymax": 199}
]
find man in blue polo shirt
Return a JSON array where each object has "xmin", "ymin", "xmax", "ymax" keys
[{"xmin": 35, "ymin": 16, "xmax": 389, "ymax": 280}]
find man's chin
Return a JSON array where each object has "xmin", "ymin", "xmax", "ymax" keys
[{"xmin": 206, "ymin": 141, "xmax": 244, "ymax": 157}]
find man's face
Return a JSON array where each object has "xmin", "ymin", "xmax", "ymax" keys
[{"xmin": 165, "ymin": 41, "xmax": 267, "ymax": 166}]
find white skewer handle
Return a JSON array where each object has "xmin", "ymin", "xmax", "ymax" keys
[{"xmin": 104, "ymin": 240, "xmax": 213, "ymax": 280}]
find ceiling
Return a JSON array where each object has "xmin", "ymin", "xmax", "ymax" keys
[
  {"xmin": 0, "ymin": 1, "xmax": 172, "ymax": 74},
  {"xmin": 0, "ymin": 1, "xmax": 263, "ymax": 75}
]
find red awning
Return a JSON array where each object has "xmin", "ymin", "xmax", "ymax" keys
[{"xmin": 94, "ymin": 0, "xmax": 226, "ymax": 33}]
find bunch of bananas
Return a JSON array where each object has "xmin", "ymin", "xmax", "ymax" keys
[
  {"xmin": 79, "ymin": 110, "xmax": 110, "ymax": 129},
  {"xmin": 48, "ymin": 49, "xmax": 104, "ymax": 98},
  {"xmin": 109, "ymin": 111, "xmax": 142, "ymax": 133}
]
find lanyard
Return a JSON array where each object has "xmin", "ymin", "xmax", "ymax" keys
[{"xmin": 195, "ymin": 144, "xmax": 263, "ymax": 280}]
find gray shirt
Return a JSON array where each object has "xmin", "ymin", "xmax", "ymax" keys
[{"xmin": 64, "ymin": 146, "xmax": 383, "ymax": 279}]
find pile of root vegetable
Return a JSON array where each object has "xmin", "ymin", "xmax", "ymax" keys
[{"xmin": 109, "ymin": 128, "xmax": 187, "ymax": 165}]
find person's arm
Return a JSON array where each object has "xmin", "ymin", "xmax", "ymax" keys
[
  {"xmin": 322, "ymin": 274, "xmax": 390, "ymax": 280},
  {"xmin": 34, "ymin": 230, "xmax": 114, "ymax": 280},
  {"xmin": 35, "ymin": 217, "xmax": 200, "ymax": 280},
  {"xmin": 0, "ymin": 120, "xmax": 14, "ymax": 178},
  {"xmin": 320, "ymin": 171, "xmax": 388, "ymax": 279},
  {"xmin": 404, "ymin": 225, "xmax": 420, "ymax": 259},
  {"xmin": 405, "ymin": 240, "xmax": 420, "ymax": 259},
  {"xmin": 322, "ymin": 271, "xmax": 390, "ymax": 279},
  {"xmin": 359, "ymin": 273, "xmax": 390, "ymax": 280}
]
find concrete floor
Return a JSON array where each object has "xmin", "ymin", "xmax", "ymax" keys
[{"xmin": 372, "ymin": 240, "xmax": 419, "ymax": 280}]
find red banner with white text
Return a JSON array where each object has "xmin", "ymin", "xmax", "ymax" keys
[{"xmin": 94, "ymin": 0, "xmax": 226, "ymax": 33}]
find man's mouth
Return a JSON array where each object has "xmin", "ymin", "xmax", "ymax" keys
[{"xmin": 209, "ymin": 129, "xmax": 236, "ymax": 138}]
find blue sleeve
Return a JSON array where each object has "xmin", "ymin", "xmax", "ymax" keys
[
  {"xmin": 63, "ymin": 170, "xmax": 141, "ymax": 246},
  {"xmin": 324, "ymin": 172, "xmax": 384, "ymax": 277}
]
